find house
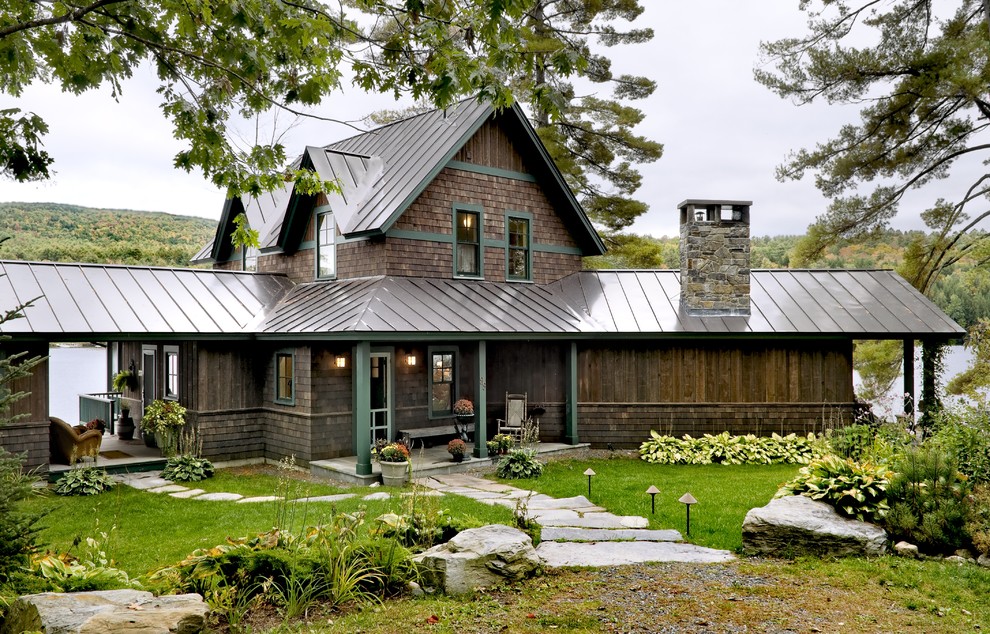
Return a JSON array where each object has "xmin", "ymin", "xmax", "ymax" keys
[{"xmin": 0, "ymin": 99, "xmax": 965, "ymax": 477}]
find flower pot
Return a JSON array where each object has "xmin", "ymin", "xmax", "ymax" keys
[
  {"xmin": 380, "ymin": 460, "xmax": 409, "ymax": 487},
  {"xmin": 451, "ymin": 453, "xmax": 464, "ymax": 463},
  {"xmin": 117, "ymin": 414, "xmax": 135, "ymax": 441},
  {"xmin": 142, "ymin": 429, "xmax": 157, "ymax": 448}
]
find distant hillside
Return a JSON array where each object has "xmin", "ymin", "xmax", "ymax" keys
[{"xmin": 0, "ymin": 202, "xmax": 216, "ymax": 267}]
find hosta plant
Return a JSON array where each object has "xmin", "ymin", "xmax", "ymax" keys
[
  {"xmin": 776, "ymin": 454, "xmax": 892, "ymax": 523},
  {"xmin": 496, "ymin": 448, "xmax": 544, "ymax": 479},
  {"xmin": 53, "ymin": 467, "xmax": 116, "ymax": 496},
  {"xmin": 161, "ymin": 455, "xmax": 215, "ymax": 482},
  {"xmin": 640, "ymin": 430, "xmax": 825, "ymax": 465}
]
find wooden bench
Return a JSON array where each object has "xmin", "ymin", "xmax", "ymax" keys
[{"xmin": 399, "ymin": 422, "xmax": 474, "ymax": 448}]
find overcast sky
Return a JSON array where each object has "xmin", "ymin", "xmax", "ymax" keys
[{"xmin": 0, "ymin": 2, "xmax": 953, "ymax": 238}]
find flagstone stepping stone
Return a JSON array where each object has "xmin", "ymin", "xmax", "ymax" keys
[
  {"xmin": 538, "ymin": 513, "xmax": 649, "ymax": 529},
  {"xmin": 363, "ymin": 492, "xmax": 391, "ymax": 501},
  {"xmin": 535, "ymin": 541, "xmax": 734, "ymax": 567},
  {"xmin": 525, "ymin": 509, "xmax": 581, "ymax": 522},
  {"xmin": 292, "ymin": 494, "xmax": 357, "ymax": 503},
  {"xmin": 148, "ymin": 484, "xmax": 189, "ymax": 494},
  {"xmin": 441, "ymin": 488, "xmax": 503, "ymax": 499},
  {"xmin": 117, "ymin": 475, "xmax": 171, "ymax": 490},
  {"xmin": 540, "ymin": 527, "xmax": 683, "ymax": 542},
  {"xmin": 401, "ymin": 490, "xmax": 444, "ymax": 497},
  {"xmin": 170, "ymin": 489, "xmax": 205, "ymax": 499},
  {"xmin": 525, "ymin": 495, "xmax": 597, "ymax": 510},
  {"xmin": 195, "ymin": 492, "xmax": 243, "ymax": 501},
  {"xmin": 237, "ymin": 496, "xmax": 282, "ymax": 504}
]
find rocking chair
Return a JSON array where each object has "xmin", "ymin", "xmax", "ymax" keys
[{"xmin": 496, "ymin": 392, "xmax": 528, "ymax": 440}]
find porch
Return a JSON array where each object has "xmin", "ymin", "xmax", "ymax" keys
[
  {"xmin": 310, "ymin": 441, "xmax": 590, "ymax": 486},
  {"xmin": 48, "ymin": 432, "xmax": 166, "ymax": 480}
]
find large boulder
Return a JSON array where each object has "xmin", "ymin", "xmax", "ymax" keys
[
  {"xmin": 413, "ymin": 524, "xmax": 542, "ymax": 594},
  {"xmin": 742, "ymin": 495, "xmax": 887, "ymax": 558},
  {"xmin": 1, "ymin": 589, "xmax": 209, "ymax": 634}
]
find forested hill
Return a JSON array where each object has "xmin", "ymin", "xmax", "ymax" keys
[{"xmin": 0, "ymin": 202, "xmax": 216, "ymax": 267}]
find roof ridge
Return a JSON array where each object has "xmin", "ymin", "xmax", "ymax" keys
[{"xmin": 325, "ymin": 98, "xmax": 478, "ymax": 148}]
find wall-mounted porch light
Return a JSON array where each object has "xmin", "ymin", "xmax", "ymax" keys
[
  {"xmin": 334, "ymin": 355, "xmax": 347, "ymax": 369},
  {"xmin": 694, "ymin": 210, "xmax": 706, "ymax": 222},
  {"xmin": 406, "ymin": 354, "xmax": 417, "ymax": 366}
]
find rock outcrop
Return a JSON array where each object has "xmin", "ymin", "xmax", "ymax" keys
[
  {"xmin": 413, "ymin": 524, "xmax": 542, "ymax": 594},
  {"xmin": 742, "ymin": 495, "xmax": 887, "ymax": 558},
  {"xmin": 1, "ymin": 589, "xmax": 209, "ymax": 634}
]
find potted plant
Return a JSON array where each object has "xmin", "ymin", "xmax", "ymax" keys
[
  {"xmin": 452, "ymin": 398, "xmax": 474, "ymax": 422},
  {"xmin": 493, "ymin": 433, "xmax": 514, "ymax": 454},
  {"xmin": 112, "ymin": 369, "xmax": 139, "ymax": 393},
  {"xmin": 447, "ymin": 438, "xmax": 467, "ymax": 463},
  {"xmin": 140, "ymin": 399, "xmax": 186, "ymax": 456},
  {"xmin": 376, "ymin": 440, "xmax": 411, "ymax": 486}
]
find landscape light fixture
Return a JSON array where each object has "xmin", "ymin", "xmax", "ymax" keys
[
  {"xmin": 679, "ymin": 492, "xmax": 698, "ymax": 536},
  {"xmin": 584, "ymin": 468, "xmax": 596, "ymax": 498},
  {"xmin": 334, "ymin": 355, "xmax": 347, "ymax": 369},
  {"xmin": 646, "ymin": 485, "xmax": 660, "ymax": 515}
]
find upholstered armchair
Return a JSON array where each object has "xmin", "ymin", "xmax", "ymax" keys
[{"xmin": 49, "ymin": 416, "xmax": 102, "ymax": 465}]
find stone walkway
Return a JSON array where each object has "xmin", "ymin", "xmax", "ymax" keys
[
  {"xmin": 115, "ymin": 471, "xmax": 733, "ymax": 567},
  {"xmin": 417, "ymin": 473, "xmax": 734, "ymax": 567}
]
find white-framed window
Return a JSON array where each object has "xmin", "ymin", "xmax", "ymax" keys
[
  {"xmin": 317, "ymin": 211, "xmax": 336, "ymax": 279},
  {"xmin": 164, "ymin": 345, "xmax": 179, "ymax": 400},
  {"xmin": 243, "ymin": 246, "xmax": 259, "ymax": 272}
]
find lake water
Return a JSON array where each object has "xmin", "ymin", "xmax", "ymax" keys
[{"xmin": 49, "ymin": 345, "xmax": 108, "ymax": 424}]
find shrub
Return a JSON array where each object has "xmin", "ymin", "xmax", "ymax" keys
[
  {"xmin": 496, "ymin": 448, "xmax": 544, "ymax": 479},
  {"xmin": 0, "ymin": 448, "xmax": 43, "ymax": 582},
  {"xmin": 884, "ymin": 447, "xmax": 972, "ymax": 554},
  {"xmin": 162, "ymin": 454, "xmax": 215, "ymax": 482},
  {"xmin": 929, "ymin": 406, "xmax": 990, "ymax": 485},
  {"xmin": 776, "ymin": 454, "xmax": 892, "ymax": 523},
  {"xmin": 53, "ymin": 467, "xmax": 116, "ymax": 496},
  {"xmin": 375, "ymin": 440, "xmax": 410, "ymax": 463},
  {"xmin": 32, "ymin": 537, "xmax": 140, "ymax": 592},
  {"xmin": 967, "ymin": 484, "xmax": 990, "ymax": 557},
  {"xmin": 446, "ymin": 438, "xmax": 466, "ymax": 456},
  {"xmin": 640, "ymin": 430, "xmax": 825, "ymax": 465}
]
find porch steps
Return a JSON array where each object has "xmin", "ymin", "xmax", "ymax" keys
[
  {"xmin": 47, "ymin": 458, "xmax": 167, "ymax": 482},
  {"xmin": 309, "ymin": 442, "xmax": 591, "ymax": 486}
]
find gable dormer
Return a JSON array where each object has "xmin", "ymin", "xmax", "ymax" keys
[{"xmin": 196, "ymin": 99, "xmax": 605, "ymax": 284}]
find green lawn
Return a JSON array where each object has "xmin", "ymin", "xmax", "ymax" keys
[
  {"xmin": 23, "ymin": 473, "xmax": 514, "ymax": 577},
  {"xmin": 498, "ymin": 456, "xmax": 800, "ymax": 551}
]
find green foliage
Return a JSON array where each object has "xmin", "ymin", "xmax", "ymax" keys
[
  {"xmin": 853, "ymin": 340, "xmax": 903, "ymax": 405},
  {"xmin": 966, "ymin": 484, "xmax": 990, "ymax": 557},
  {"xmin": 0, "ymin": 1, "xmax": 563, "ymax": 196},
  {"xmin": 929, "ymin": 405, "xmax": 990, "ymax": 485},
  {"xmin": 162, "ymin": 455, "xmax": 216, "ymax": 483},
  {"xmin": 639, "ymin": 431, "xmax": 826, "ymax": 466},
  {"xmin": 0, "ymin": 203, "xmax": 215, "ymax": 266},
  {"xmin": 374, "ymin": 507, "xmax": 470, "ymax": 550},
  {"xmin": 31, "ymin": 537, "xmax": 140, "ymax": 593},
  {"xmin": 230, "ymin": 213, "xmax": 260, "ymax": 250},
  {"xmin": 375, "ymin": 441, "xmax": 411, "ymax": 463},
  {"xmin": 757, "ymin": 1, "xmax": 990, "ymax": 294},
  {"xmin": 828, "ymin": 422, "xmax": 912, "ymax": 464},
  {"xmin": 947, "ymin": 319, "xmax": 990, "ymax": 398},
  {"xmin": 776, "ymin": 455, "xmax": 892, "ymax": 523},
  {"xmin": 884, "ymin": 447, "xmax": 972, "ymax": 554},
  {"xmin": 496, "ymin": 448, "xmax": 544, "ymax": 479},
  {"xmin": 53, "ymin": 467, "xmax": 117, "ymax": 497},
  {"xmin": 0, "ymin": 448, "xmax": 43, "ymax": 582}
]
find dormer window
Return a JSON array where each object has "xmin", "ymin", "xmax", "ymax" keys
[
  {"xmin": 317, "ymin": 211, "xmax": 336, "ymax": 279},
  {"xmin": 242, "ymin": 246, "xmax": 259, "ymax": 272},
  {"xmin": 455, "ymin": 207, "xmax": 481, "ymax": 278}
]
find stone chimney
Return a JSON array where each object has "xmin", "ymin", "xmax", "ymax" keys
[{"xmin": 679, "ymin": 199, "xmax": 751, "ymax": 316}]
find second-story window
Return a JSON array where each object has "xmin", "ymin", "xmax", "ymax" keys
[
  {"xmin": 243, "ymin": 246, "xmax": 259, "ymax": 272},
  {"xmin": 455, "ymin": 209, "xmax": 480, "ymax": 277},
  {"xmin": 507, "ymin": 216, "xmax": 531, "ymax": 281},
  {"xmin": 317, "ymin": 211, "xmax": 336, "ymax": 279}
]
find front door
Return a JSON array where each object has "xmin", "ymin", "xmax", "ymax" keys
[{"xmin": 369, "ymin": 352, "xmax": 392, "ymax": 445}]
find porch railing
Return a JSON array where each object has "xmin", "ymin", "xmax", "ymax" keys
[{"xmin": 79, "ymin": 392, "xmax": 121, "ymax": 435}]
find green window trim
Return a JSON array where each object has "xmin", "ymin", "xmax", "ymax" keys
[
  {"xmin": 428, "ymin": 347, "xmax": 458, "ymax": 419},
  {"xmin": 316, "ymin": 210, "xmax": 337, "ymax": 279},
  {"xmin": 505, "ymin": 211, "xmax": 533, "ymax": 282},
  {"xmin": 453, "ymin": 203, "xmax": 484, "ymax": 279},
  {"xmin": 275, "ymin": 350, "xmax": 296, "ymax": 405}
]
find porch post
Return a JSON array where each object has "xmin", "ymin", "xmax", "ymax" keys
[
  {"xmin": 903, "ymin": 339, "xmax": 915, "ymax": 417},
  {"xmin": 565, "ymin": 341, "xmax": 579, "ymax": 445},
  {"xmin": 353, "ymin": 340, "xmax": 372, "ymax": 476},
  {"xmin": 474, "ymin": 340, "xmax": 488, "ymax": 459}
]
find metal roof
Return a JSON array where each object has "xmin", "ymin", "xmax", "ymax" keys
[
  {"xmin": 301, "ymin": 147, "xmax": 385, "ymax": 237},
  {"xmin": 550, "ymin": 270, "xmax": 965, "ymax": 338},
  {"xmin": 0, "ymin": 262, "xmax": 963, "ymax": 340},
  {"xmin": 259, "ymin": 276, "xmax": 599, "ymax": 335},
  {"xmin": 0, "ymin": 261, "xmax": 293, "ymax": 337}
]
